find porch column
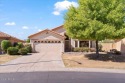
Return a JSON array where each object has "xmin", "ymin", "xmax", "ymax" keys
[
  {"xmin": 89, "ymin": 40, "xmax": 91, "ymax": 48},
  {"xmin": 78, "ymin": 41, "xmax": 80, "ymax": 47}
]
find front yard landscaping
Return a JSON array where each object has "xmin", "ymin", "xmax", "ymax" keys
[
  {"xmin": 0, "ymin": 54, "xmax": 21, "ymax": 64},
  {"xmin": 0, "ymin": 40, "xmax": 32, "ymax": 64},
  {"xmin": 62, "ymin": 52, "xmax": 125, "ymax": 69}
]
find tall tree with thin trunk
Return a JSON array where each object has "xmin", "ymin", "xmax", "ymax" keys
[{"xmin": 64, "ymin": 0, "xmax": 125, "ymax": 57}]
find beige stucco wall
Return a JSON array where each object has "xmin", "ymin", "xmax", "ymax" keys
[
  {"xmin": 115, "ymin": 38, "xmax": 125, "ymax": 54},
  {"xmin": 101, "ymin": 43, "xmax": 115, "ymax": 52},
  {"xmin": 115, "ymin": 41, "xmax": 121, "ymax": 51},
  {"xmin": 121, "ymin": 39, "xmax": 125, "ymax": 54}
]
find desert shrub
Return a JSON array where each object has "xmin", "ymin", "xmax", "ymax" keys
[
  {"xmin": 73, "ymin": 47, "xmax": 90, "ymax": 52},
  {"xmin": 110, "ymin": 49, "xmax": 121, "ymax": 55},
  {"xmin": 24, "ymin": 44, "xmax": 32, "ymax": 53},
  {"xmin": 7, "ymin": 47, "xmax": 19, "ymax": 55},
  {"xmin": 16, "ymin": 42, "xmax": 23, "ymax": 49},
  {"xmin": 18, "ymin": 48, "xmax": 28, "ymax": 55},
  {"xmin": 1, "ymin": 40, "xmax": 12, "ymax": 53}
]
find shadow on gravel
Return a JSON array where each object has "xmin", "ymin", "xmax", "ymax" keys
[{"xmin": 85, "ymin": 53, "xmax": 125, "ymax": 62}]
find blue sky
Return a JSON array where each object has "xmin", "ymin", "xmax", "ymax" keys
[{"xmin": 0, "ymin": 0, "xmax": 78, "ymax": 40}]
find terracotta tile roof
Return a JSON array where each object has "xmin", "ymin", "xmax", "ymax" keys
[
  {"xmin": 28, "ymin": 29, "xmax": 65, "ymax": 39},
  {"xmin": 11, "ymin": 37, "xmax": 24, "ymax": 42},
  {"xmin": 51, "ymin": 25, "xmax": 64, "ymax": 31},
  {"xmin": 0, "ymin": 31, "xmax": 11, "ymax": 38},
  {"xmin": 0, "ymin": 31, "xmax": 24, "ymax": 42}
]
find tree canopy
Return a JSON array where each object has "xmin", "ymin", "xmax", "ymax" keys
[{"xmin": 64, "ymin": 0, "xmax": 125, "ymax": 41}]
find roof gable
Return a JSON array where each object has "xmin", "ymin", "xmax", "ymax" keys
[
  {"xmin": 51, "ymin": 25, "xmax": 65, "ymax": 36},
  {"xmin": 28, "ymin": 29, "xmax": 65, "ymax": 40},
  {"xmin": 51, "ymin": 25, "xmax": 64, "ymax": 31}
]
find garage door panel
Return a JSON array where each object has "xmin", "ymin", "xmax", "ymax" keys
[{"xmin": 35, "ymin": 43, "xmax": 62, "ymax": 53}]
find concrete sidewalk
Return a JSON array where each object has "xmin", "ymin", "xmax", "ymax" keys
[{"xmin": 0, "ymin": 71, "xmax": 125, "ymax": 83}]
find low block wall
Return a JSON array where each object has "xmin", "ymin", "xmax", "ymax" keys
[{"xmin": 101, "ymin": 43, "xmax": 115, "ymax": 52}]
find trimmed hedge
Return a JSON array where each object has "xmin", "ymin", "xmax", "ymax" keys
[
  {"xmin": 73, "ymin": 47, "xmax": 90, "ymax": 52},
  {"xmin": 16, "ymin": 42, "xmax": 23, "ymax": 49},
  {"xmin": 1, "ymin": 40, "xmax": 12, "ymax": 53},
  {"xmin": 73, "ymin": 47, "xmax": 96, "ymax": 52},
  {"xmin": 7, "ymin": 47, "xmax": 19, "ymax": 55},
  {"xmin": 24, "ymin": 45, "xmax": 32, "ymax": 53},
  {"xmin": 18, "ymin": 48, "xmax": 28, "ymax": 55}
]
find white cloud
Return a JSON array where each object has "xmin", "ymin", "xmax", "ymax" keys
[
  {"xmin": 38, "ymin": 29, "xmax": 42, "ymax": 32},
  {"xmin": 53, "ymin": 0, "xmax": 78, "ymax": 15},
  {"xmin": 5, "ymin": 22, "xmax": 16, "ymax": 26},
  {"xmin": 52, "ymin": 11, "xmax": 60, "ymax": 15},
  {"xmin": 22, "ymin": 26, "xmax": 29, "ymax": 29}
]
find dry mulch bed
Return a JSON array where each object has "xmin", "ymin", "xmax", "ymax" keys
[
  {"xmin": 0, "ymin": 54, "xmax": 21, "ymax": 64},
  {"xmin": 62, "ymin": 52, "xmax": 125, "ymax": 69}
]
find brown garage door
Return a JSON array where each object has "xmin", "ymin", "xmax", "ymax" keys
[{"xmin": 34, "ymin": 41, "xmax": 62, "ymax": 53}]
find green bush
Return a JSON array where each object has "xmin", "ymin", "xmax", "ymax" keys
[
  {"xmin": 13, "ymin": 42, "xmax": 18, "ymax": 47},
  {"xmin": 18, "ymin": 48, "xmax": 28, "ymax": 55},
  {"xmin": 16, "ymin": 42, "xmax": 23, "ymax": 49},
  {"xmin": 7, "ymin": 47, "xmax": 19, "ymax": 55},
  {"xmin": 73, "ymin": 47, "xmax": 90, "ymax": 52},
  {"xmin": 24, "ymin": 45, "xmax": 32, "ymax": 53},
  {"xmin": 1, "ymin": 40, "xmax": 12, "ymax": 53},
  {"xmin": 26, "ymin": 39, "xmax": 30, "ymax": 43}
]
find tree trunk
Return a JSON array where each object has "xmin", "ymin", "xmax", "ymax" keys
[{"xmin": 96, "ymin": 40, "xmax": 99, "ymax": 58}]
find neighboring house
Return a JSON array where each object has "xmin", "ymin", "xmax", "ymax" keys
[
  {"xmin": 0, "ymin": 31, "xmax": 24, "ymax": 52},
  {"xmin": 29, "ymin": 25, "xmax": 96, "ymax": 53}
]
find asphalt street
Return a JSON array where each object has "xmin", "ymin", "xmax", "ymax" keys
[{"xmin": 0, "ymin": 71, "xmax": 125, "ymax": 83}]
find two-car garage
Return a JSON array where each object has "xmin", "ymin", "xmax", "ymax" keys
[
  {"xmin": 29, "ymin": 29, "xmax": 65, "ymax": 53},
  {"xmin": 34, "ymin": 40, "xmax": 63, "ymax": 53}
]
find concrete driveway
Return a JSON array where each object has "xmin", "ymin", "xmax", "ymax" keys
[{"xmin": 0, "ymin": 52, "xmax": 64, "ymax": 73}]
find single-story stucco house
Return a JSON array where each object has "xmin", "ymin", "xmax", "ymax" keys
[
  {"xmin": 0, "ymin": 31, "xmax": 24, "ymax": 52},
  {"xmin": 28, "ymin": 25, "xmax": 96, "ymax": 53}
]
